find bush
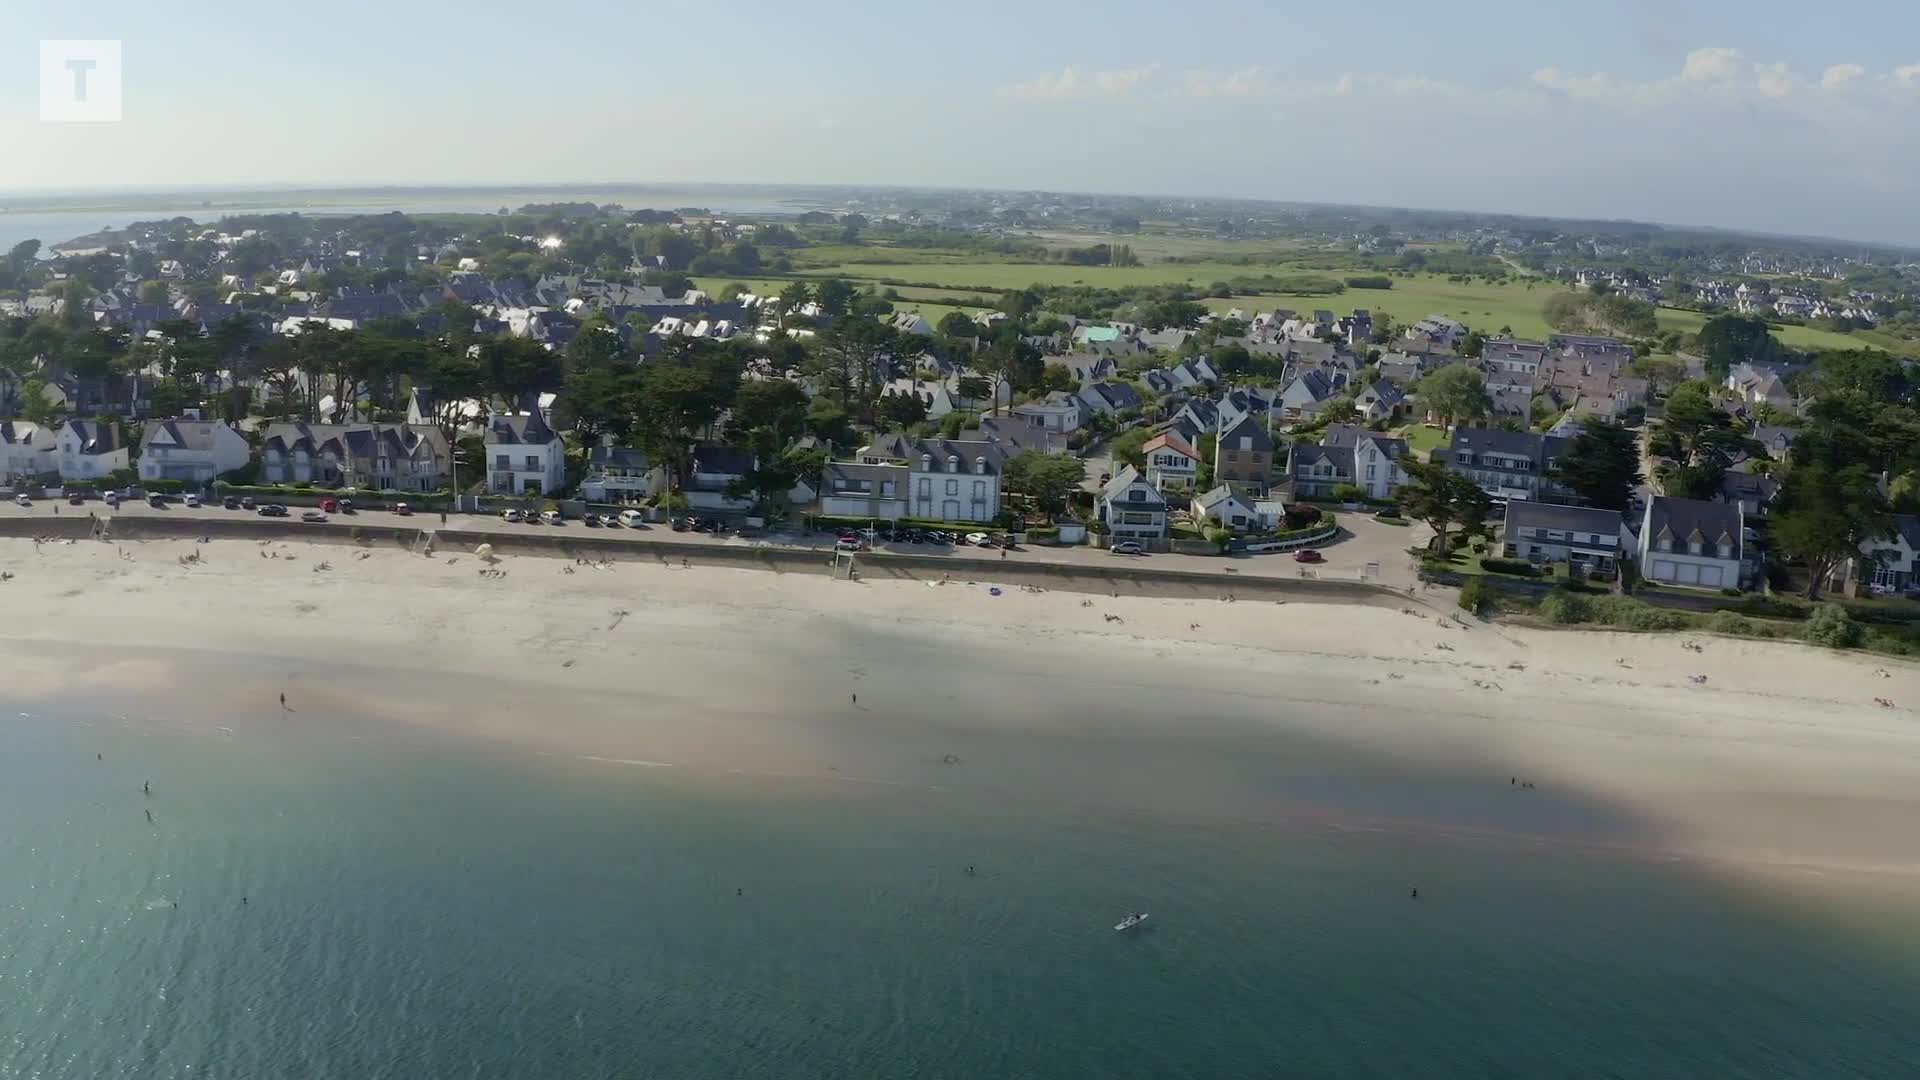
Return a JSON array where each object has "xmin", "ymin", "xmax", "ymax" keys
[
  {"xmin": 1345, "ymin": 275, "xmax": 1394, "ymax": 290},
  {"xmin": 1538, "ymin": 593, "xmax": 1593, "ymax": 624},
  {"xmin": 1706, "ymin": 611, "xmax": 1759, "ymax": 636},
  {"xmin": 1283, "ymin": 506, "xmax": 1322, "ymax": 530},
  {"xmin": 1458, "ymin": 577, "xmax": 1492, "ymax": 616},
  {"xmin": 1479, "ymin": 557, "xmax": 1541, "ymax": 577},
  {"xmin": 1590, "ymin": 596, "xmax": 1692, "ymax": 631},
  {"xmin": 1330, "ymin": 483, "xmax": 1365, "ymax": 503},
  {"xmin": 1804, "ymin": 603, "xmax": 1864, "ymax": 649}
]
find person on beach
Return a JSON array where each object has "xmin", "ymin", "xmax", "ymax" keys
[
  {"xmin": 1410, "ymin": 887, "xmax": 1418, "ymax": 899},
  {"xmin": 143, "ymin": 781, "xmax": 150, "ymax": 796},
  {"xmin": 279, "ymin": 693, "xmax": 286, "ymax": 709},
  {"xmin": 145, "ymin": 809, "xmax": 153, "ymax": 823}
]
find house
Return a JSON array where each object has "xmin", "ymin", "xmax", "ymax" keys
[
  {"xmin": 1443, "ymin": 427, "xmax": 1571, "ymax": 503},
  {"xmin": 579, "ymin": 446, "xmax": 666, "ymax": 503},
  {"xmin": 1483, "ymin": 338, "xmax": 1548, "ymax": 375},
  {"xmin": 1277, "ymin": 369, "xmax": 1345, "ymax": 417},
  {"xmin": 55, "ymin": 420, "xmax": 129, "ymax": 482},
  {"xmin": 1353, "ymin": 378, "xmax": 1407, "ymax": 423},
  {"xmin": 0, "ymin": 421, "xmax": 56, "ymax": 482},
  {"xmin": 1141, "ymin": 431, "xmax": 1202, "ymax": 491},
  {"xmin": 890, "ymin": 312, "xmax": 935, "ymax": 337},
  {"xmin": 1213, "ymin": 416, "xmax": 1276, "ymax": 490},
  {"xmin": 137, "ymin": 419, "xmax": 251, "ymax": 484},
  {"xmin": 260, "ymin": 422, "xmax": 451, "ymax": 492},
  {"xmin": 1288, "ymin": 425, "xmax": 1410, "ymax": 501},
  {"xmin": 1501, "ymin": 501, "xmax": 1626, "ymax": 577},
  {"xmin": 1173, "ymin": 399, "xmax": 1220, "ymax": 436},
  {"xmin": 1045, "ymin": 353, "xmax": 1116, "ymax": 385},
  {"xmin": 1633, "ymin": 495, "xmax": 1744, "ymax": 590},
  {"xmin": 1097, "ymin": 465, "xmax": 1167, "ymax": 548},
  {"xmin": 483, "ymin": 409, "xmax": 566, "ymax": 496},
  {"xmin": 1405, "ymin": 315, "xmax": 1468, "ymax": 348},
  {"xmin": 1844, "ymin": 515, "xmax": 1920, "ymax": 595},
  {"xmin": 1751, "ymin": 425, "xmax": 1797, "ymax": 460},
  {"xmin": 684, "ymin": 445, "xmax": 757, "ymax": 511},
  {"xmin": 970, "ymin": 415, "xmax": 1072, "ymax": 456},
  {"xmin": 858, "ymin": 434, "xmax": 1005, "ymax": 522},
  {"xmin": 1077, "ymin": 380, "xmax": 1142, "ymax": 416},
  {"xmin": 1192, "ymin": 484, "xmax": 1258, "ymax": 531},
  {"xmin": 820, "ymin": 461, "xmax": 911, "ymax": 519},
  {"xmin": 1010, "ymin": 391, "xmax": 1084, "ymax": 433},
  {"xmin": 1726, "ymin": 362, "xmax": 1795, "ymax": 411}
]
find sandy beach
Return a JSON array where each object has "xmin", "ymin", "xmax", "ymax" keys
[{"xmin": 2, "ymin": 532, "xmax": 1918, "ymax": 886}]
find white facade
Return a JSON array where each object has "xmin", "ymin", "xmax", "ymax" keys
[
  {"xmin": 1011, "ymin": 394, "xmax": 1084, "ymax": 433},
  {"xmin": 55, "ymin": 422, "xmax": 129, "ymax": 481},
  {"xmin": 484, "ymin": 416, "xmax": 566, "ymax": 496},
  {"xmin": 1635, "ymin": 497, "xmax": 1744, "ymax": 590},
  {"xmin": 1098, "ymin": 465, "xmax": 1167, "ymax": 545},
  {"xmin": 905, "ymin": 453, "xmax": 998, "ymax": 522},
  {"xmin": 137, "ymin": 420, "xmax": 252, "ymax": 484},
  {"xmin": 1350, "ymin": 434, "xmax": 1408, "ymax": 501},
  {"xmin": 0, "ymin": 422, "xmax": 56, "ymax": 482}
]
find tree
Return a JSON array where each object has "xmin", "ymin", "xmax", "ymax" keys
[
  {"xmin": 1002, "ymin": 452, "xmax": 1085, "ymax": 517},
  {"xmin": 630, "ymin": 350, "xmax": 740, "ymax": 488},
  {"xmin": 1416, "ymin": 363, "xmax": 1491, "ymax": 427},
  {"xmin": 1396, "ymin": 458, "xmax": 1491, "ymax": 554},
  {"xmin": 19, "ymin": 378, "xmax": 50, "ymax": 423},
  {"xmin": 726, "ymin": 379, "xmax": 810, "ymax": 445},
  {"xmin": 1550, "ymin": 419, "xmax": 1643, "ymax": 510},
  {"xmin": 876, "ymin": 390, "xmax": 927, "ymax": 427},
  {"xmin": 1772, "ymin": 462, "xmax": 1893, "ymax": 600},
  {"xmin": 1109, "ymin": 427, "xmax": 1151, "ymax": 471},
  {"xmin": 1696, "ymin": 314, "xmax": 1784, "ymax": 374},
  {"xmin": 937, "ymin": 312, "xmax": 978, "ymax": 342},
  {"xmin": 814, "ymin": 278, "xmax": 854, "ymax": 318},
  {"xmin": 1650, "ymin": 380, "xmax": 1751, "ymax": 499},
  {"xmin": 1459, "ymin": 330, "xmax": 1488, "ymax": 358},
  {"xmin": 477, "ymin": 336, "xmax": 564, "ymax": 408},
  {"xmin": 139, "ymin": 280, "xmax": 171, "ymax": 304}
]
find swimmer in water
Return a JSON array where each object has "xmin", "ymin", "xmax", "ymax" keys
[
  {"xmin": 1410, "ymin": 887, "xmax": 1419, "ymax": 900},
  {"xmin": 145, "ymin": 809, "xmax": 153, "ymax": 823}
]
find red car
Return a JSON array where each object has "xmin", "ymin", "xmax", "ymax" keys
[
  {"xmin": 320, "ymin": 497, "xmax": 339, "ymax": 513},
  {"xmin": 1292, "ymin": 548, "xmax": 1325, "ymax": 563}
]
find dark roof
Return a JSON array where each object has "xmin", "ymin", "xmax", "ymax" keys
[
  {"xmin": 1895, "ymin": 515, "xmax": 1920, "ymax": 551},
  {"xmin": 1448, "ymin": 426, "xmax": 1567, "ymax": 467},
  {"xmin": 587, "ymin": 446, "xmax": 651, "ymax": 470},
  {"xmin": 864, "ymin": 433, "xmax": 1008, "ymax": 474},
  {"xmin": 1083, "ymin": 381, "xmax": 1142, "ymax": 410},
  {"xmin": 1292, "ymin": 442, "xmax": 1353, "ymax": 475},
  {"xmin": 1503, "ymin": 500, "xmax": 1624, "ymax": 536},
  {"xmin": 1646, "ymin": 496, "xmax": 1743, "ymax": 561},
  {"xmin": 1101, "ymin": 464, "xmax": 1164, "ymax": 505},
  {"xmin": 1216, "ymin": 415, "xmax": 1275, "ymax": 454},
  {"xmin": 486, "ymin": 409, "xmax": 558, "ymax": 446},
  {"xmin": 64, "ymin": 420, "xmax": 122, "ymax": 455},
  {"xmin": 825, "ymin": 460, "xmax": 907, "ymax": 495},
  {"xmin": 691, "ymin": 445, "xmax": 756, "ymax": 477}
]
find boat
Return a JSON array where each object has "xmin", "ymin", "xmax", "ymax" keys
[{"xmin": 1113, "ymin": 913, "xmax": 1148, "ymax": 932}]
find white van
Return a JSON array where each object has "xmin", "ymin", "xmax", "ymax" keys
[
  {"xmin": 539, "ymin": 510, "xmax": 563, "ymax": 525},
  {"xmin": 617, "ymin": 509, "xmax": 647, "ymax": 528}
]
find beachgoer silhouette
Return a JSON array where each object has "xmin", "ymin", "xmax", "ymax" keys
[
  {"xmin": 966, "ymin": 865, "xmax": 975, "ymax": 876},
  {"xmin": 279, "ymin": 693, "xmax": 286, "ymax": 709},
  {"xmin": 736, "ymin": 888, "xmax": 742, "ymax": 896},
  {"xmin": 143, "ymin": 781, "xmax": 150, "ymax": 795},
  {"xmin": 97, "ymin": 753, "xmax": 102, "ymax": 761},
  {"xmin": 1410, "ymin": 887, "xmax": 1419, "ymax": 899},
  {"xmin": 851, "ymin": 692, "xmax": 857, "ymax": 705},
  {"xmin": 145, "ymin": 809, "xmax": 153, "ymax": 823},
  {"xmin": 242, "ymin": 897, "xmax": 247, "ymax": 906}
]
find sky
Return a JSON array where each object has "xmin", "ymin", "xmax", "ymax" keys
[{"xmin": 4, "ymin": 0, "xmax": 1920, "ymax": 244}]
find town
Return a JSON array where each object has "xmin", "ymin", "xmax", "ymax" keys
[{"xmin": 1, "ymin": 194, "xmax": 1917, "ymax": 652}]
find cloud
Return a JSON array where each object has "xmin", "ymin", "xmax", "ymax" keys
[
  {"xmin": 1821, "ymin": 63, "xmax": 1865, "ymax": 89},
  {"xmin": 998, "ymin": 63, "xmax": 1159, "ymax": 100},
  {"xmin": 1179, "ymin": 67, "xmax": 1266, "ymax": 98}
]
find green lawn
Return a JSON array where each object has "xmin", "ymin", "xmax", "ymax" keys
[{"xmin": 1392, "ymin": 424, "xmax": 1450, "ymax": 459}]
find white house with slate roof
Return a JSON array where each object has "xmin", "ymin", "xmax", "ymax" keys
[
  {"xmin": 55, "ymin": 420, "xmax": 129, "ymax": 482},
  {"xmin": 0, "ymin": 421, "xmax": 56, "ymax": 483},
  {"xmin": 1098, "ymin": 465, "xmax": 1167, "ymax": 548},
  {"xmin": 138, "ymin": 419, "xmax": 251, "ymax": 484},
  {"xmin": 1501, "ymin": 501, "xmax": 1626, "ymax": 577},
  {"xmin": 858, "ymin": 433, "xmax": 1005, "ymax": 522},
  {"xmin": 484, "ymin": 409, "xmax": 566, "ymax": 495},
  {"xmin": 260, "ymin": 422, "xmax": 450, "ymax": 491},
  {"xmin": 1632, "ymin": 495, "xmax": 1744, "ymax": 590}
]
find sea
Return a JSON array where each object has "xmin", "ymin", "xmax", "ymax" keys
[
  {"xmin": 0, "ymin": 187, "xmax": 827, "ymax": 257},
  {"xmin": 3, "ymin": 702, "xmax": 1918, "ymax": 1080}
]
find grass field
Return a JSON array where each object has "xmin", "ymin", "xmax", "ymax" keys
[{"xmin": 694, "ymin": 255, "xmax": 1891, "ymax": 354}]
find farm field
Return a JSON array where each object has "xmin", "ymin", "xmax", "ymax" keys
[{"xmin": 694, "ymin": 257, "xmax": 1889, "ymax": 354}]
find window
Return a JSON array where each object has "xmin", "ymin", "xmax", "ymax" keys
[
  {"xmin": 525, "ymin": 455, "xmax": 540, "ymax": 471},
  {"xmin": 973, "ymin": 481, "xmax": 986, "ymax": 500},
  {"xmin": 880, "ymin": 481, "xmax": 896, "ymax": 498},
  {"xmin": 1688, "ymin": 540, "xmax": 1703, "ymax": 555},
  {"xmin": 494, "ymin": 454, "xmax": 510, "ymax": 470},
  {"xmin": 917, "ymin": 478, "xmax": 930, "ymax": 498},
  {"xmin": 1658, "ymin": 537, "xmax": 1673, "ymax": 553},
  {"xmin": 945, "ymin": 479, "xmax": 958, "ymax": 496},
  {"xmin": 1130, "ymin": 489, "xmax": 1145, "ymax": 502},
  {"xmin": 1365, "ymin": 465, "xmax": 1376, "ymax": 480}
]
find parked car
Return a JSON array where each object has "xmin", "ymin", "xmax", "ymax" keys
[
  {"xmin": 965, "ymin": 532, "xmax": 994, "ymax": 547},
  {"xmin": 391, "ymin": 502, "xmax": 412, "ymax": 516},
  {"xmin": 835, "ymin": 536, "xmax": 864, "ymax": 552},
  {"xmin": 670, "ymin": 517, "xmax": 689, "ymax": 531},
  {"xmin": 501, "ymin": 508, "xmax": 524, "ymax": 524},
  {"xmin": 103, "ymin": 492, "xmax": 120, "ymax": 508},
  {"xmin": 184, "ymin": 494, "xmax": 202, "ymax": 508},
  {"xmin": 540, "ymin": 510, "xmax": 562, "ymax": 525},
  {"xmin": 222, "ymin": 495, "xmax": 241, "ymax": 510},
  {"xmin": 1292, "ymin": 548, "xmax": 1325, "ymax": 563},
  {"xmin": 301, "ymin": 510, "xmax": 328, "ymax": 523},
  {"xmin": 12, "ymin": 494, "xmax": 30, "ymax": 507},
  {"xmin": 320, "ymin": 497, "xmax": 339, "ymax": 513},
  {"xmin": 618, "ymin": 509, "xmax": 647, "ymax": 528},
  {"xmin": 148, "ymin": 494, "xmax": 169, "ymax": 508},
  {"xmin": 68, "ymin": 493, "xmax": 85, "ymax": 506},
  {"xmin": 338, "ymin": 498, "xmax": 355, "ymax": 514},
  {"xmin": 1110, "ymin": 541, "xmax": 1145, "ymax": 556},
  {"xmin": 257, "ymin": 504, "xmax": 288, "ymax": 517},
  {"xmin": 241, "ymin": 496, "xmax": 255, "ymax": 510},
  {"xmin": 583, "ymin": 512, "xmax": 602, "ymax": 526}
]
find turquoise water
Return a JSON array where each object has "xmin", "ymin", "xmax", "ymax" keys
[{"xmin": 3, "ymin": 710, "xmax": 1918, "ymax": 1079}]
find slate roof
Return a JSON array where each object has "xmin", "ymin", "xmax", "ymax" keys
[
  {"xmin": 141, "ymin": 419, "xmax": 233, "ymax": 452},
  {"xmin": 1216, "ymin": 415, "xmax": 1275, "ymax": 454},
  {"xmin": 691, "ymin": 445, "xmax": 757, "ymax": 477},
  {"xmin": 864, "ymin": 433, "xmax": 1007, "ymax": 474},
  {"xmin": 1503, "ymin": 500, "xmax": 1624, "ymax": 537},
  {"xmin": 485, "ymin": 409, "xmax": 559, "ymax": 446},
  {"xmin": 1646, "ymin": 495, "xmax": 1742, "ymax": 561},
  {"xmin": 1101, "ymin": 464, "xmax": 1164, "ymax": 505},
  {"xmin": 63, "ymin": 420, "xmax": 122, "ymax": 455}
]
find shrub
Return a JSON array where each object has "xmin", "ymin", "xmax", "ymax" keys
[
  {"xmin": 1458, "ymin": 577, "xmax": 1493, "ymax": 616},
  {"xmin": 1706, "ymin": 611, "xmax": 1759, "ymax": 636},
  {"xmin": 1479, "ymin": 557, "xmax": 1541, "ymax": 577},
  {"xmin": 1804, "ymin": 603, "xmax": 1864, "ymax": 649},
  {"xmin": 1590, "ymin": 596, "xmax": 1691, "ymax": 631},
  {"xmin": 1283, "ymin": 506, "xmax": 1322, "ymax": 530},
  {"xmin": 1538, "ymin": 593, "xmax": 1593, "ymax": 624},
  {"xmin": 1330, "ymin": 483, "xmax": 1365, "ymax": 503}
]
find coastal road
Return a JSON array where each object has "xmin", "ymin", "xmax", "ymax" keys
[{"xmin": 0, "ymin": 500, "xmax": 1427, "ymax": 587}]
